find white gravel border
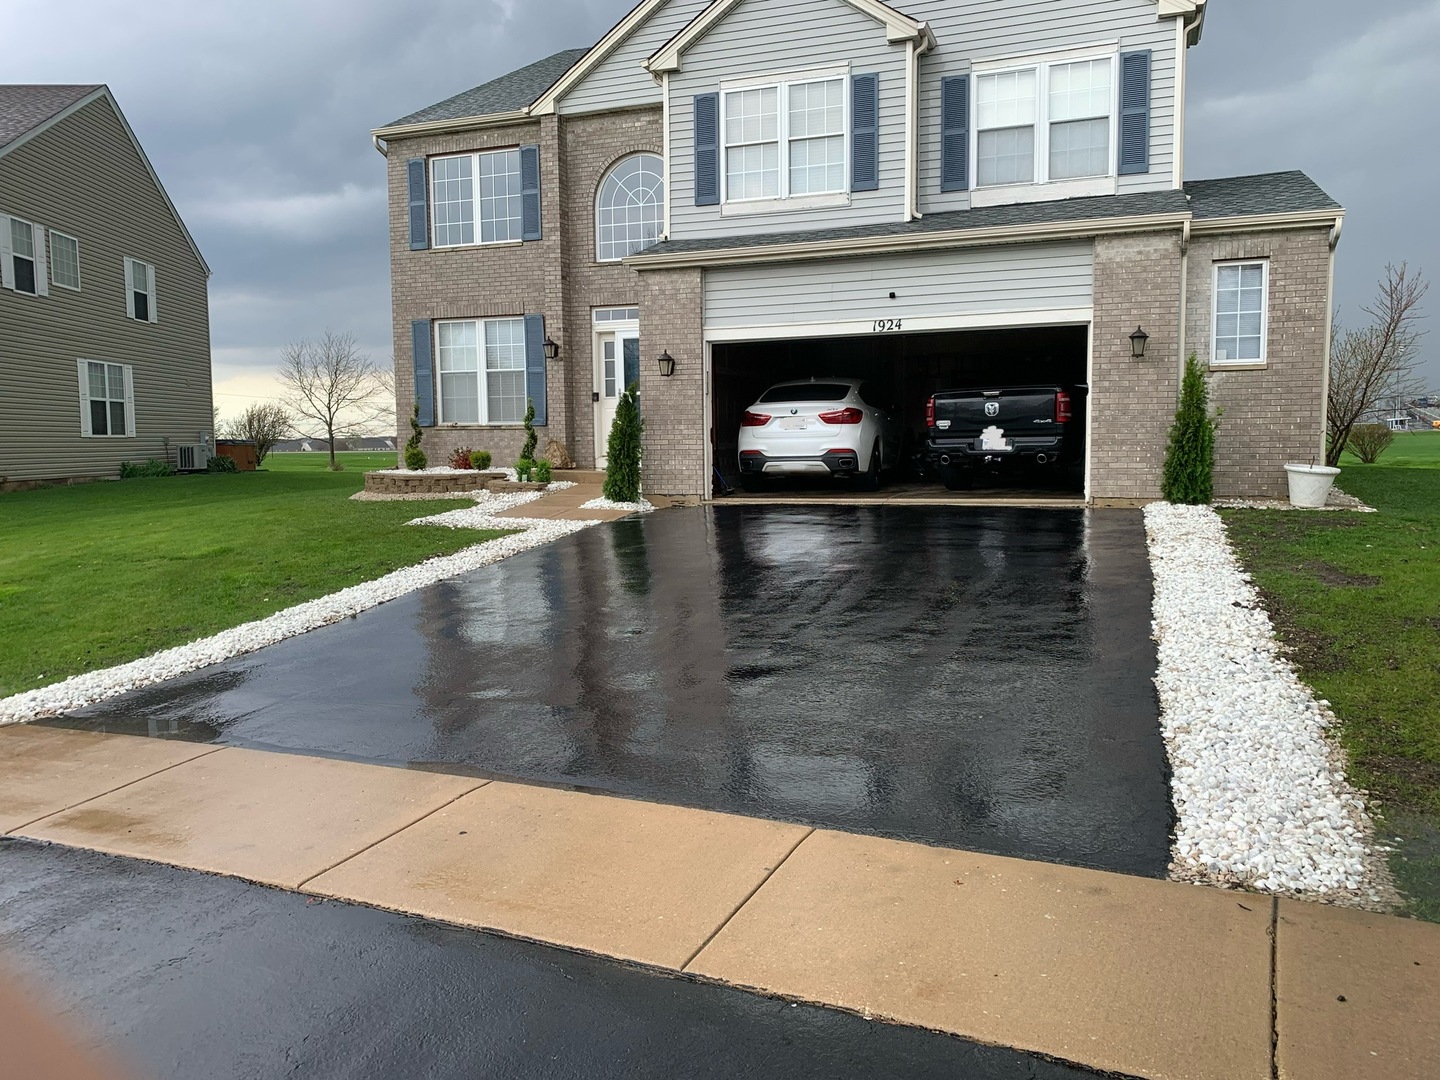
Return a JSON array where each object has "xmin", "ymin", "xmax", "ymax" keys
[
  {"xmin": 1144, "ymin": 502, "xmax": 1385, "ymax": 902},
  {"xmin": 581, "ymin": 495, "xmax": 654, "ymax": 513},
  {"xmin": 0, "ymin": 513, "xmax": 596, "ymax": 725}
]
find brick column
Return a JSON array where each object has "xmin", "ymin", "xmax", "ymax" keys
[{"xmin": 637, "ymin": 267, "xmax": 706, "ymax": 500}]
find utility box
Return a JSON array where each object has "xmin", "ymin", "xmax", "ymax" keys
[{"xmin": 172, "ymin": 443, "xmax": 210, "ymax": 471}]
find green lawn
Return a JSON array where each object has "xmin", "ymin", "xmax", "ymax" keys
[
  {"xmin": 1340, "ymin": 429, "xmax": 1440, "ymax": 469},
  {"xmin": 0, "ymin": 461, "xmax": 500, "ymax": 699},
  {"xmin": 1224, "ymin": 465, "xmax": 1440, "ymax": 920},
  {"xmin": 263, "ymin": 450, "xmax": 399, "ymax": 473}
]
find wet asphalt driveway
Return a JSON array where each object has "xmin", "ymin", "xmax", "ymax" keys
[{"xmin": 62, "ymin": 505, "xmax": 1171, "ymax": 876}]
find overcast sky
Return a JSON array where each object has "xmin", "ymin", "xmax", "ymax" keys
[{"xmin": 10, "ymin": 0, "xmax": 1439, "ymax": 421}]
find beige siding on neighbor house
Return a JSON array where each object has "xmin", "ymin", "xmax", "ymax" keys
[{"xmin": 0, "ymin": 96, "xmax": 211, "ymax": 485}]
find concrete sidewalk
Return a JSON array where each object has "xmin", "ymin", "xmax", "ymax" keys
[
  {"xmin": 496, "ymin": 470, "xmax": 633, "ymax": 522},
  {"xmin": 2, "ymin": 723, "xmax": 1436, "ymax": 1080}
]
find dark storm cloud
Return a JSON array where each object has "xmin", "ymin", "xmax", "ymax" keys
[{"xmin": 9, "ymin": 0, "xmax": 1439, "ymax": 403}]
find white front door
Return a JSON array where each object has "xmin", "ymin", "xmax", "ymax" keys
[{"xmin": 594, "ymin": 328, "xmax": 639, "ymax": 466}]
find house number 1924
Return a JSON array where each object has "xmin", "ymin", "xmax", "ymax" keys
[{"xmin": 872, "ymin": 319, "xmax": 903, "ymax": 332}]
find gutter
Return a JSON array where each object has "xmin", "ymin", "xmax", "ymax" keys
[
  {"xmin": 372, "ymin": 133, "xmax": 387, "ymax": 157},
  {"xmin": 1188, "ymin": 209, "xmax": 1344, "ymax": 235},
  {"xmin": 371, "ymin": 108, "xmax": 535, "ymax": 142},
  {"xmin": 1320, "ymin": 212, "xmax": 1345, "ymax": 460}
]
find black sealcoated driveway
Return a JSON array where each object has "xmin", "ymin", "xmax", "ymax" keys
[{"xmin": 60, "ymin": 505, "xmax": 1172, "ymax": 876}]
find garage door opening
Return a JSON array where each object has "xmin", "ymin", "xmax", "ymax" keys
[{"xmin": 710, "ymin": 325, "xmax": 1088, "ymax": 499}]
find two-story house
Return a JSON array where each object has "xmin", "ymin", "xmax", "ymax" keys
[
  {"xmin": 377, "ymin": 0, "xmax": 1341, "ymax": 503},
  {"xmin": 0, "ymin": 85, "xmax": 214, "ymax": 490}
]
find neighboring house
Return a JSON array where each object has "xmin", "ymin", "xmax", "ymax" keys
[
  {"xmin": 0, "ymin": 85, "xmax": 212, "ymax": 490},
  {"xmin": 376, "ymin": 0, "xmax": 1340, "ymax": 501},
  {"xmin": 272, "ymin": 437, "xmax": 398, "ymax": 453}
]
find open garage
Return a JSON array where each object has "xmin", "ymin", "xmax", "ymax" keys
[{"xmin": 710, "ymin": 324, "xmax": 1090, "ymax": 497}]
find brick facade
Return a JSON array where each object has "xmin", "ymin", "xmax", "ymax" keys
[{"xmin": 636, "ymin": 267, "xmax": 706, "ymax": 500}]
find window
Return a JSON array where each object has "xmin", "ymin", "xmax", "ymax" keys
[
  {"xmin": 50, "ymin": 230, "xmax": 80, "ymax": 290},
  {"xmin": 436, "ymin": 317, "xmax": 527, "ymax": 424},
  {"xmin": 1212, "ymin": 261, "xmax": 1269, "ymax": 365},
  {"xmin": 975, "ymin": 56, "xmax": 1114, "ymax": 188},
  {"xmin": 82, "ymin": 360, "xmax": 131, "ymax": 437},
  {"xmin": 592, "ymin": 307, "xmax": 639, "ymax": 323},
  {"xmin": 722, "ymin": 76, "xmax": 845, "ymax": 204},
  {"xmin": 431, "ymin": 149, "xmax": 523, "ymax": 246},
  {"xmin": 8, "ymin": 216, "xmax": 38, "ymax": 294},
  {"xmin": 596, "ymin": 154, "xmax": 664, "ymax": 262},
  {"xmin": 124, "ymin": 257, "xmax": 156, "ymax": 322}
]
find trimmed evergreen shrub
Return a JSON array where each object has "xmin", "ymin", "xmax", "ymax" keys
[
  {"xmin": 515, "ymin": 458, "xmax": 537, "ymax": 482},
  {"xmin": 404, "ymin": 401, "xmax": 427, "ymax": 471},
  {"xmin": 1161, "ymin": 354, "xmax": 1220, "ymax": 504},
  {"xmin": 520, "ymin": 399, "xmax": 538, "ymax": 462},
  {"xmin": 534, "ymin": 459, "xmax": 553, "ymax": 484},
  {"xmin": 603, "ymin": 383, "xmax": 643, "ymax": 502},
  {"xmin": 471, "ymin": 450, "xmax": 492, "ymax": 470}
]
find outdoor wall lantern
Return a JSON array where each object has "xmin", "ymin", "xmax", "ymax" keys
[
  {"xmin": 1130, "ymin": 326, "xmax": 1150, "ymax": 359},
  {"xmin": 543, "ymin": 336, "xmax": 561, "ymax": 362},
  {"xmin": 657, "ymin": 351, "xmax": 676, "ymax": 377}
]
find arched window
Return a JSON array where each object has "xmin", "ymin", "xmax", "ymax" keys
[{"xmin": 596, "ymin": 153, "xmax": 664, "ymax": 262}]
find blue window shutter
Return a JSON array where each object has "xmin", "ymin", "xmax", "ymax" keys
[
  {"xmin": 1119, "ymin": 50, "xmax": 1152, "ymax": 176},
  {"xmin": 406, "ymin": 159, "xmax": 428, "ymax": 250},
  {"xmin": 940, "ymin": 75, "xmax": 969, "ymax": 193},
  {"xmin": 411, "ymin": 319, "xmax": 434, "ymax": 427},
  {"xmin": 851, "ymin": 74, "xmax": 879, "ymax": 192},
  {"xmin": 524, "ymin": 314, "xmax": 547, "ymax": 426},
  {"xmin": 520, "ymin": 145, "xmax": 542, "ymax": 241},
  {"xmin": 694, "ymin": 93, "xmax": 720, "ymax": 206}
]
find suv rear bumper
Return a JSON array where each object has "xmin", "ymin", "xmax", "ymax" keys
[
  {"xmin": 925, "ymin": 435, "xmax": 1066, "ymax": 467},
  {"xmin": 739, "ymin": 449, "xmax": 860, "ymax": 475}
]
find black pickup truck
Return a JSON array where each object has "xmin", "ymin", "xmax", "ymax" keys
[{"xmin": 924, "ymin": 385, "xmax": 1083, "ymax": 490}]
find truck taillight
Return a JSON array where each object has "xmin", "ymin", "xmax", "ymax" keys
[
  {"xmin": 925, "ymin": 397, "xmax": 935, "ymax": 429},
  {"xmin": 1055, "ymin": 391, "xmax": 1072, "ymax": 424},
  {"xmin": 741, "ymin": 411, "xmax": 771, "ymax": 427},
  {"xmin": 819, "ymin": 407, "xmax": 864, "ymax": 425}
]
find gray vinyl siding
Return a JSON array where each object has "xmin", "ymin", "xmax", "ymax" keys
[
  {"xmin": 703, "ymin": 241, "xmax": 1095, "ymax": 332},
  {"xmin": 0, "ymin": 97, "xmax": 211, "ymax": 484},
  {"xmin": 558, "ymin": 0, "xmax": 711, "ymax": 116},
  {"xmin": 669, "ymin": 0, "xmax": 909, "ymax": 239},
  {"xmin": 911, "ymin": 0, "xmax": 1179, "ymax": 213}
]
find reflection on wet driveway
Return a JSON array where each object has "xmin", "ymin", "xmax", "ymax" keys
[{"xmin": 62, "ymin": 506, "xmax": 1172, "ymax": 876}]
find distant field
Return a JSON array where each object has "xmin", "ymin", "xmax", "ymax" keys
[
  {"xmin": 263, "ymin": 451, "xmax": 398, "ymax": 473},
  {"xmin": 1341, "ymin": 429, "xmax": 1440, "ymax": 468}
]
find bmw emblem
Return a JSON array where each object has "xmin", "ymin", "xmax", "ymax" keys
[
  {"xmin": 984, "ymin": 401, "xmax": 1000, "ymax": 417},
  {"xmin": 790, "ymin": 408, "xmax": 798, "ymax": 415}
]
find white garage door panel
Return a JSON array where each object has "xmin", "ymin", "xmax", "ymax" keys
[{"xmin": 704, "ymin": 242, "xmax": 1095, "ymax": 333}]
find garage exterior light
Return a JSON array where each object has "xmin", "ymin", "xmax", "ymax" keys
[
  {"xmin": 1129, "ymin": 326, "xmax": 1150, "ymax": 359},
  {"xmin": 543, "ymin": 335, "xmax": 561, "ymax": 361},
  {"xmin": 657, "ymin": 351, "xmax": 676, "ymax": 377}
]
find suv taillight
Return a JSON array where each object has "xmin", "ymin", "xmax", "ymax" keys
[
  {"xmin": 741, "ymin": 411, "xmax": 771, "ymax": 427},
  {"xmin": 925, "ymin": 397, "xmax": 935, "ymax": 429},
  {"xmin": 1055, "ymin": 391, "xmax": 1072, "ymax": 424},
  {"xmin": 819, "ymin": 407, "xmax": 864, "ymax": 425}
]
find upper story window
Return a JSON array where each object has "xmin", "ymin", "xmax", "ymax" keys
[
  {"xmin": 50, "ymin": 230, "xmax": 80, "ymax": 290},
  {"xmin": 436, "ymin": 317, "xmax": 527, "ymax": 424},
  {"xmin": 722, "ymin": 75, "xmax": 846, "ymax": 204},
  {"xmin": 596, "ymin": 153, "xmax": 664, "ymax": 262},
  {"xmin": 5, "ymin": 216, "xmax": 39, "ymax": 294},
  {"xmin": 124, "ymin": 257, "xmax": 157, "ymax": 322},
  {"xmin": 975, "ymin": 56, "xmax": 1114, "ymax": 189},
  {"xmin": 432, "ymin": 149, "xmax": 523, "ymax": 246},
  {"xmin": 1212, "ymin": 261, "xmax": 1269, "ymax": 366}
]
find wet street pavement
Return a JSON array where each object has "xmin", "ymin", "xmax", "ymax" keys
[
  {"xmin": 0, "ymin": 840, "xmax": 1104, "ymax": 1080},
  {"xmin": 59, "ymin": 506, "xmax": 1171, "ymax": 876}
]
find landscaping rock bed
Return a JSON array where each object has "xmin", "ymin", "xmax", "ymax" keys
[
  {"xmin": 364, "ymin": 470, "xmax": 505, "ymax": 496},
  {"xmin": 580, "ymin": 496, "xmax": 654, "ymax": 513},
  {"xmin": 1144, "ymin": 502, "xmax": 1389, "ymax": 905}
]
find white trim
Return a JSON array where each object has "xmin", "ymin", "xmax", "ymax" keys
[
  {"xmin": 433, "ymin": 315, "xmax": 529, "ymax": 426},
  {"xmin": 720, "ymin": 64, "xmax": 848, "ymax": 93},
  {"xmin": 48, "ymin": 229, "xmax": 81, "ymax": 291},
  {"xmin": 1190, "ymin": 210, "xmax": 1341, "ymax": 235},
  {"xmin": 429, "ymin": 148, "xmax": 526, "ymax": 249},
  {"xmin": 720, "ymin": 192, "xmax": 849, "ymax": 216},
  {"xmin": 1173, "ymin": 16, "xmax": 1187, "ymax": 189},
  {"xmin": 372, "ymin": 109, "xmax": 532, "ymax": 140},
  {"xmin": 0, "ymin": 214, "xmax": 13, "ymax": 290},
  {"xmin": 662, "ymin": 71, "xmax": 672, "ymax": 238},
  {"xmin": 1210, "ymin": 259, "xmax": 1269, "ymax": 368},
  {"xmin": 595, "ymin": 152, "xmax": 666, "ymax": 262},
  {"xmin": 1083, "ymin": 322, "xmax": 1094, "ymax": 501},
  {"xmin": 123, "ymin": 256, "xmax": 156, "ymax": 322},
  {"xmin": 32, "ymin": 220, "xmax": 48, "ymax": 296},
  {"xmin": 971, "ymin": 177, "xmax": 1116, "ymax": 207},
  {"xmin": 77, "ymin": 359, "xmax": 134, "ymax": 438},
  {"xmin": 76, "ymin": 359, "xmax": 92, "ymax": 437},
  {"xmin": 1, "ymin": 213, "xmax": 40, "ymax": 295},
  {"xmin": 719, "ymin": 72, "xmax": 849, "ymax": 210},
  {"xmin": 703, "ymin": 306, "xmax": 1093, "ymax": 342},
  {"xmin": 972, "ymin": 40, "xmax": 1121, "ymax": 74},
  {"xmin": 904, "ymin": 38, "xmax": 916, "ymax": 222}
]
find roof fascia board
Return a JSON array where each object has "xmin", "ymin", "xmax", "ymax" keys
[
  {"xmin": 1189, "ymin": 209, "xmax": 1345, "ymax": 235},
  {"xmin": 372, "ymin": 109, "xmax": 535, "ymax": 141},
  {"xmin": 646, "ymin": 0, "xmax": 929, "ymax": 75},
  {"xmin": 1, "ymin": 88, "xmax": 210, "ymax": 277},
  {"xmin": 532, "ymin": 0, "xmax": 670, "ymax": 115},
  {"xmin": 625, "ymin": 212, "xmax": 1192, "ymax": 270},
  {"xmin": 1157, "ymin": 0, "xmax": 1206, "ymax": 45}
]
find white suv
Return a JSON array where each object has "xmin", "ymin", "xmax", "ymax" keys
[{"xmin": 736, "ymin": 379, "xmax": 902, "ymax": 492}]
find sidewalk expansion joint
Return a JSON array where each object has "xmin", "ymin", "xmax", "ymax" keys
[
  {"xmin": 679, "ymin": 827, "xmax": 814, "ymax": 973},
  {"xmin": 5, "ymin": 743, "xmax": 227, "ymax": 836},
  {"xmin": 1269, "ymin": 895, "xmax": 1279, "ymax": 1080},
  {"xmin": 293, "ymin": 780, "xmax": 491, "ymax": 891}
]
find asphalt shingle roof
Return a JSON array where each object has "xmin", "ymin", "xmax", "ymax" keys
[
  {"xmin": 383, "ymin": 49, "xmax": 589, "ymax": 129},
  {"xmin": 635, "ymin": 171, "xmax": 1342, "ymax": 259},
  {"xmin": 0, "ymin": 85, "xmax": 101, "ymax": 150}
]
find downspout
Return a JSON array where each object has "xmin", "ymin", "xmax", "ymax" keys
[
  {"xmin": 1321, "ymin": 214, "xmax": 1344, "ymax": 460},
  {"xmin": 1177, "ymin": 218, "xmax": 1191, "ymax": 388},
  {"xmin": 372, "ymin": 133, "xmax": 388, "ymax": 157},
  {"xmin": 662, "ymin": 72, "xmax": 672, "ymax": 239},
  {"xmin": 904, "ymin": 38, "xmax": 918, "ymax": 221}
]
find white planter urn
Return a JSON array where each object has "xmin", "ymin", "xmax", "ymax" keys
[{"xmin": 1284, "ymin": 463, "xmax": 1340, "ymax": 508}]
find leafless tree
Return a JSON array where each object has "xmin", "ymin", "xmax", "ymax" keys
[
  {"xmin": 223, "ymin": 402, "xmax": 292, "ymax": 465},
  {"xmin": 277, "ymin": 330, "xmax": 388, "ymax": 470},
  {"xmin": 1326, "ymin": 263, "xmax": 1429, "ymax": 466}
]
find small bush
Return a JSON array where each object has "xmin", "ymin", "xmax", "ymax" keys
[
  {"xmin": 520, "ymin": 399, "xmax": 538, "ymax": 462},
  {"xmin": 1346, "ymin": 423, "xmax": 1394, "ymax": 464},
  {"xmin": 206, "ymin": 454, "xmax": 238, "ymax": 473},
  {"xmin": 604, "ymin": 383, "xmax": 643, "ymax": 503},
  {"xmin": 120, "ymin": 458, "xmax": 174, "ymax": 479},
  {"xmin": 404, "ymin": 401, "xmax": 427, "ymax": 471},
  {"xmin": 534, "ymin": 459, "xmax": 553, "ymax": 484},
  {"xmin": 515, "ymin": 457, "xmax": 537, "ymax": 482},
  {"xmin": 1161, "ymin": 355, "xmax": 1220, "ymax": 505},
  {"xmin": 449, "ymin": 447, "xmax": 474, "ymax": 470},
  {"xmin": 471, "ymin": 450, "xmax": 492, "ymax": 470},
  {"xmin": 327, "ymin": 461, "xmax": 346, "ymax": 473}
]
